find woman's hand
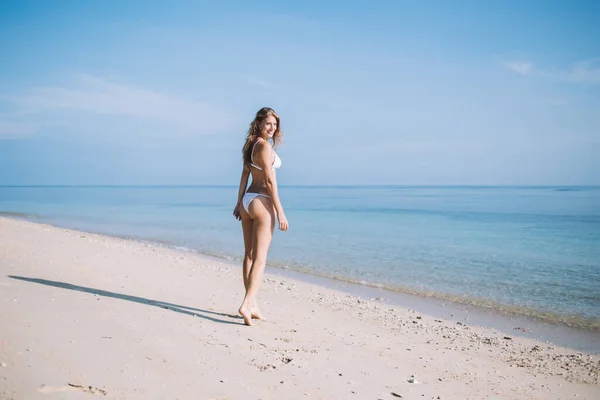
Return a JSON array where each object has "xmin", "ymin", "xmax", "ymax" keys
[
  {"xmin": 233, "ymin": 203, "xmax": 242, "ymax": 221},
  {"xmin": 278, "ymin": 213, "xmax": 289, "ymax": 231}
]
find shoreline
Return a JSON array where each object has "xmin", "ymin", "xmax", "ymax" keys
[
  {"xmin": 265, "ymin": 266, "xmax": 600, "ymax": 354},
  {"xmin": 2, "ymin": 213, "xmax": 600, "ymax": 353},
  {"xmin": 1, "ymin": 216, "xmax": 599, "ymax": 399},
  {"xmin": 160, "ymin": 243, "xmax": 600, "ymax": 354}
]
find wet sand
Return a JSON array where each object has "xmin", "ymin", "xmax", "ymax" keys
[{"xmin": 0, "ymin": 217, "xmax": 598, "ymax": 399}]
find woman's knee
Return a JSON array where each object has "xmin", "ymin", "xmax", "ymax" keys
[
  {"xmin": 244, "ymin": 250, "xmax": 253, "ymax": 261},
  {"xmin": 251, "ymin": 252, "xmax": 268, "ymax": 265}
]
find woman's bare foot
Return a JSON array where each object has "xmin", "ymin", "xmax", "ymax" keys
[
  {"xmin": 251, "ymin": 307, "xmax": 267, "ymax": 321},
  {"xmin": 239, "ymin": 306, "xmax": 253, "ymax": 326}
]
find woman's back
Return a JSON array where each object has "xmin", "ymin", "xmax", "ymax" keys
[{"xmin": 246, "ymin": 139, "xmax": 281, "ymax": 195}]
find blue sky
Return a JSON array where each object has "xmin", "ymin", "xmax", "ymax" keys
[{"xmin": 0, "ymin": 0, "xmax": 598, "ymax": 185}]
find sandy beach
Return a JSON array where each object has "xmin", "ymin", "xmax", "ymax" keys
[{"xmin": 0, "ymin": 216, "xmax": 598, "ymax": 399}]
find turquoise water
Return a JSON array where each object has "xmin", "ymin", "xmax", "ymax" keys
[{"xmin": 1, "ymin": 185, "xmax": 599, "ymax": 329}]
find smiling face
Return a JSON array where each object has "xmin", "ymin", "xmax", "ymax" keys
[{"xmin": 259, "ymin": 115, "xmax": 278, "ymax": 139}]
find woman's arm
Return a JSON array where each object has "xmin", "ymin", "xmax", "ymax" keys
[
  {"xmin": 255, "ymin": 142, "xmax": 288, "ymax": 231},
  {"xmin": 233, "ymin": 165, "xmax": 250, "ymax": 221}
]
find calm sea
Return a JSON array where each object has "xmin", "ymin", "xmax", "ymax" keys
[{"xmin": 1, "ymin": 185, "xmax": 599, "ymax": 330}]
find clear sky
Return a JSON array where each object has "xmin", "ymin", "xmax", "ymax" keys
[{"xmin": 1, "ymin": 0, "xmax": 598, "ymax": 185}]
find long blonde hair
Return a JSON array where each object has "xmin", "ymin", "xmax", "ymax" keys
[{"xmin": 242, "ymin": 107, "xmax": 283, "ymax": 166}]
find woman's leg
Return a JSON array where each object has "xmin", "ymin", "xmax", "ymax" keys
[
  {"xmin": 240, "ymin": 210, "xmax": 265, "ymax": 320},
  {"xmin": 239, "ymin": 197, "xmax": 275, "ymax": 326},
  {"xmin": 240, "ymin": 212, "xmax": 254, "ymax": 290}
]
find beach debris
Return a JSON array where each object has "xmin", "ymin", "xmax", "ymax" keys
[
  {"xmin": 503, "ymin": 336, "xmax": 512, "ymax": 340},
  {"xmin": 391, "ymin": 392, "xmax": 403, "ymax": 397},
  {"xmin": 68, "ymin": 384, "xmax": 107, "ymax": 396},
  {"xmin": 254, "ymin": 363, "xmax": 277, "ymax": 371},
  {"xmin": 407, "ymin": 374, "xmax": 420, "ymax": 384},
  {"xmin": 281, "ymin": 357, "xmax": 293, "ymax": 364},
  {"xmin": 38, "ymin": 384, "xmax": 106, "ymax": 395}
]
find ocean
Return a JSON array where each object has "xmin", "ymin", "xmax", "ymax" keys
[{"xmin": 1, "ymin": 185, "xmax": 599, "ymax": 331}]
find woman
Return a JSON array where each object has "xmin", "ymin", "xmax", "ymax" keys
[{"xmin": 233, "ymin": 107, "xmax": 289, "ymax": 326}]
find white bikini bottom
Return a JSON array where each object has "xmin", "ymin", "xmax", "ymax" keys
[{"xmin": 242, "ymin": 192, "xmax": 270, "ymax": 213}]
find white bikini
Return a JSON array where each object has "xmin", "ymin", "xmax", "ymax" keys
[{"xmin": 242, "ymin": 139, "xmax": 282, "ymax": 213}]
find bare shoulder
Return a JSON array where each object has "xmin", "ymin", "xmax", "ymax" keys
[{"xmin": 254, "ymin": 140, "xmax": 272, "ymax": 155}]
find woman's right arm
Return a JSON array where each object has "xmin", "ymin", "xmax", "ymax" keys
[
  {"xmin": 233, "ymin": 165, "xmax": 250, "ymax": 221},
  {"xmin": 255, "ymin": 142, "xmax": 288, "ymax": 231}
]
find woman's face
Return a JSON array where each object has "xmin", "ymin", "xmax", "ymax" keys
[{"xmin": 259, "ymin": 115, "xmax": 278, "ymax": 138}]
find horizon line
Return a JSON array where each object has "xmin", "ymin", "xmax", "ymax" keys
[{"xmin": 1, "ymin": 184, "xmax": 599, "ymax": 189}]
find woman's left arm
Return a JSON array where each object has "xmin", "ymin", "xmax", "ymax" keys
[{"xmin": 233, "ymin": 165, "xmax": 250, "ymax": 220}]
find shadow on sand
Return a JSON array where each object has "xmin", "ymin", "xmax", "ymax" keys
[{"xmin": 9, "ymin": 275, "xmax": 243, "ymax": 326}]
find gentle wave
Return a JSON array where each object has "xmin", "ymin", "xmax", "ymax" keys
[{"xmin": 0, "ymin": 211, "xmax": 41, "ymax": 219}]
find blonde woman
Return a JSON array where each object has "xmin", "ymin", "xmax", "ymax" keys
[{"xmin": 233, "ymin": 107, "xmax": 289, "ymax": 326}]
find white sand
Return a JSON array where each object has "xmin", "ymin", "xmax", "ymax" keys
[{"xmin": 0, "ymin": 217, "xmax": 598, "ymax": 399}]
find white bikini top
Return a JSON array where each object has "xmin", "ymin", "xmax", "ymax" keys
[{"xmin": 250, "ymin": 139, "xmax": 281, "ymax": 170}]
